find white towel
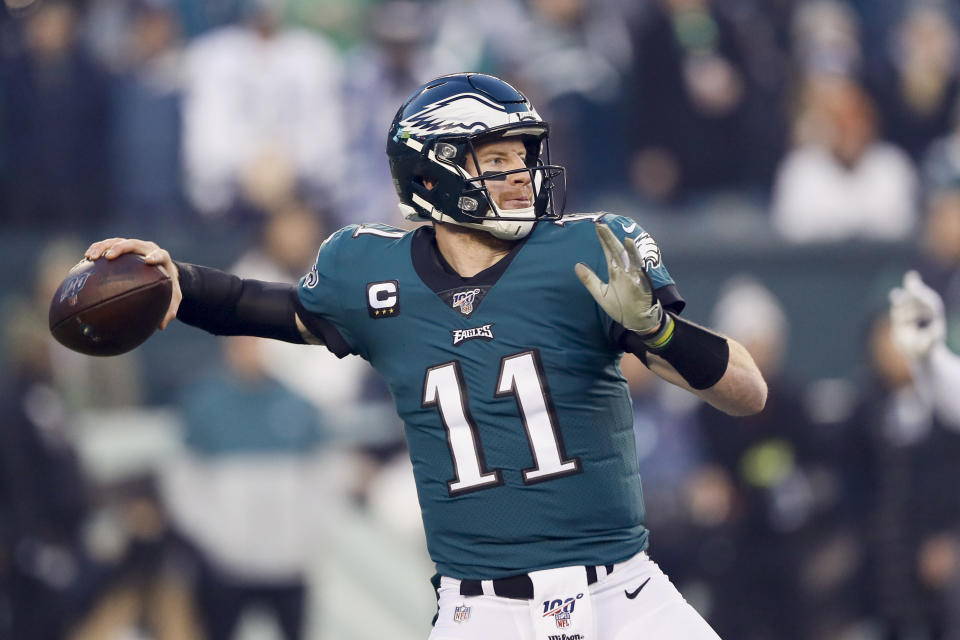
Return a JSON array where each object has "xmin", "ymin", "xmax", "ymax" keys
[{"xmin": 528, "ymin": 566, "xmax": 595, "ymax": 640}]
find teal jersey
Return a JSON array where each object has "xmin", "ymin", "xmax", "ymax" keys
[{"xmin": 298, "ymin": 213, "xmax": 683, "ymax": 579}]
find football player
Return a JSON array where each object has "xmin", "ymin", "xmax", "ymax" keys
[{"xmin": 86, "ymin": 73, "xmax": 766, "ymax": 639}]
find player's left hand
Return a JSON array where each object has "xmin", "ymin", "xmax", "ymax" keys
[
  {"xmin": 889, "ymin": 270, "xmax": 946, "ymax": 360},
  {"xmin": 575, "ymin": 223, "xmax": 664, "ymax": 335}
]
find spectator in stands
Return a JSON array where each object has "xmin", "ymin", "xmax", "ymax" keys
[
  {"xmin": 867, "ymin": 3, "xmax": 960, "ymax": 161},
  {"xmin": 1, "ymin": 297, "xmax": 92, "ymax": 640},
  {"xmin": 695, "ymin": 276, "xmax": 854, "ymax": 638},
  {"xmin": 68, "ymin": 478, "xmax": 202, "ymax": 640},
  {"xmin": 181, "ymin": 0, "xmax": 345, "ymax": 219},
  {"xmin": 841, "ymin": 310, "xmax": 960, "ymax": 639},
  {"xmin": 505, "ymin": 0, "xmax": 634, "ymax": 208},
  {"xmin": 1, "ymin": 0, "xmax": 111, "ymax": 231},
  {"xmin": 771, "ymin": 74, "xmax": 918, "ymax": 242},
  {"xmin": 229, "ymin": 201, "xmax": 380, "ymax": 438},
  {"xmin": 162, "ymin": 335, "xmax": 330, "ymax": 640},
  {"xmin": 338, "ymin": 1, "xmax": 437, "ymax": 227},
  {"xmin": 109, "ymin": 1, "xmax": 190, "ymax": 231},
  {"xmin": 624, "ymin": 0, "xmax": 753, "ymax": 204},
  {"xmin": 791, "ymin": 0, "xmax": 862, "ymax": 78},
  {"xmin": 426, "ymin": 0, "xmax": 530, "ymax": 76},
  {"xmin": 716, "ymin": 0, "xmax": 796, "ymax": 195},
  {"xmin": 912, "ymin": 185, "xmax": 960, "ymax": 342},
  {"xmin": 429, "ymin": 0, "xmax": 634, "ymax": 208},
  {"xmin": 0, "ymin": 239, "xmax": 145, "ymax": 639}
]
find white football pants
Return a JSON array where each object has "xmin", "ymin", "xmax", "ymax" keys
[{"xmin": 429, "ymin": 551, "xmax": 722, "ymax": 640}]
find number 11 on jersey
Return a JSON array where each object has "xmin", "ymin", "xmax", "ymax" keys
[{"xmin": 423, "ymin": 350, "xmax": 581, "ymax": 496}]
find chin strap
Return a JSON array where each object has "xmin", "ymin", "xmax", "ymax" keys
[{"xmin": 405, "ymin": 195, "xmax": 538, "ymax": 240}]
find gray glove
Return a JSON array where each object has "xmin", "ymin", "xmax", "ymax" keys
[{"xmin": 575, "ymin": 223, "xmax": 664, "ymax": 335}]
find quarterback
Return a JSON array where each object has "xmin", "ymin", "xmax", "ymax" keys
[{"xmin": 87, "ymin": 73, "xmax": 766, "ymax": 639}]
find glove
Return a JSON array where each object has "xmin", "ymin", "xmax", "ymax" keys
[
  {"xmin": 575, "ymin": 223, "xmax": 664, "ymax": 336},
  {"xmin": 889, "ymin": 270, "xmax": 946, "ymax": 360}
]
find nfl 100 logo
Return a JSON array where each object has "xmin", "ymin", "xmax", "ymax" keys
[
  {"xmin": 59, "ymin": 272, "xmax": 90, "ymax": 306},
  {"xmin": 453, "ymin": 604, "xmax": 471, "ymax": 623},
  {"xmin": 542, "ymin": 593, "xmax": 582, "ymax": 629},
  {"xmin": 452, "ymin": 288, "xmax": 481, "ymax": 315}
]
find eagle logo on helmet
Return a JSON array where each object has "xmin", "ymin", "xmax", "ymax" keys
[{"xmin": 399, "ymin": 93, "xmax": 542, "ymax": 138}]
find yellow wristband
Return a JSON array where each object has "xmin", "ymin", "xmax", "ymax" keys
[{"xmin": 641, "ymin": 313, "xmax": 675, "ymax": 350}]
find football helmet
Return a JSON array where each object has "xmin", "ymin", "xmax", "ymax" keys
[{"xmin": 387, "ymin": 73, "xmax": 566, "ymax": 240}]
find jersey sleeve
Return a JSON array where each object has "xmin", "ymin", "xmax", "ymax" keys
[
  {"xmin": 296, "ymin": 225, "xmax": 361, "ymax": 358},
  {"xmin": 598, "ymin": 213, "xmax": 685, "ymax": 313}
]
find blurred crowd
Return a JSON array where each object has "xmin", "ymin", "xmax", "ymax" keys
[{"xmin": 4, "ymin": 0, "xmax": 960, "ymax": 638}]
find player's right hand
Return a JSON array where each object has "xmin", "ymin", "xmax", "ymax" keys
[
  {"xmin": 85, "ymin": 238, "xmax": 182, "ymax": 330},
  {"xmin": 575, "ymin": 223, "xmax": 664, "ymax": 335},
  {"xmin": 889, "ymin": 270, "xmax": 946, "ymax": 360}
]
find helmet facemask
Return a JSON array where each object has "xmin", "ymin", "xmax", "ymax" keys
[{"xmin": 406, "ymin": 126, "xmax": 566, "ymax": 240}]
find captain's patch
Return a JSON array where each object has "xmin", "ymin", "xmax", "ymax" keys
[{"xmin": 367, "ymin": 280, "xmax": 400, "ymax": 318}]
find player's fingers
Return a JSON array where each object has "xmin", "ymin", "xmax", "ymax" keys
[
  {"xmin": 84, "ymin": 238, "xmax": 126, "ymax": 260},
  {"xmin": 622, "ymin": 236, "xmax": 645, "ymax": 274},
  {"xmin": 575, "ymin": 263, "xmax": 606, "ymax": 300},
  {"xmin": 595, "ymin": 224, "xmax": 626, "ymax": 271},
  {"xmin": 102, "ymin": 238, "xmax": 159, "ymax": 260},
  {"xmin": 143, "ymin": 247, "xmax": 171, "ymax": 267},
  {"xmin": 623, "ymin": 238, "xmax": 654, "ymax": 296},
  {"xmin": 158, "ymin": 283, "xmax": 182, "ymax": 330}
]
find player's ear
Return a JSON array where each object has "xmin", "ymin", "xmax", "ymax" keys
[{"xmin": 423, "ymin": 178, "xmax": 436, "ymax": 190}]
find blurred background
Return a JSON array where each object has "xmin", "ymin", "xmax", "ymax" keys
[{"xmin": 3, "ymin": 0, "xmax": 960, "ymax": 638}]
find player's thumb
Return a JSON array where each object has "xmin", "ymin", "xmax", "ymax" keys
[{"xmin": 575, "ymin": 263, "xmax": 604, "ymax": 299}]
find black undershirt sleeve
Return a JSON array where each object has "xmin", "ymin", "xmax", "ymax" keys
[
  {"xmin": 614, "ymin": 314, "xmax": 730, "ymax": 390},
  {"xmin": 174, "ymin": 261, "xmax": 306, "ymax": 344}
]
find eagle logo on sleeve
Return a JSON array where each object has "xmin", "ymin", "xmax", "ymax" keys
[{"xmin": 634, "ymin": 232, "xmax": 661, "ymax": 270}]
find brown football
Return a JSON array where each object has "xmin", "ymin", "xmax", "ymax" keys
[{"xmin": 48, "ymin": 254, "xmax": 172, "ymax": 356}]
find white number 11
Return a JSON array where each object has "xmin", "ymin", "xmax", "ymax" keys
[{"xmin": 422, "ymin": 350, "xmax": 581, "ymax": 496}]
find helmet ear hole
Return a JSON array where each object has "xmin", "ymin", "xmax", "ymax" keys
[{"xmin": 416, "ymin": 175, "xmax": 436, "ymax": 190}]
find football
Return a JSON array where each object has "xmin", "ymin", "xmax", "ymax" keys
[{"xmin": 49, "ymin": 254, "xmax": 173, "ymax": 356}]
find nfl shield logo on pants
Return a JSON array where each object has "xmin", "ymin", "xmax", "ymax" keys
[
  {"xmin": 555, "ymin": 610, "xmax": 571, "ymax": 628},
  {"xmin": 454, "ymin": 604, "xmax": 471, "ymax": 623}
]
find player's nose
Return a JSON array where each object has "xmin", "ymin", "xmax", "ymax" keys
[{"xmin": 508, "ymin": 165, "xmax": 532, "ymax": 185}]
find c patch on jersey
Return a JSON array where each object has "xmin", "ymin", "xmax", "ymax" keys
[
  {"xmin": 634, "ymin": 232, "xmax": 661, "ymax": 270},
  {"xmin": 367, "ymin": 280, "xmax": 400, "ymax": 318},
  {"xmin": 452, "ymin": 324, "xmax": 494, "ymax": 346}
]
